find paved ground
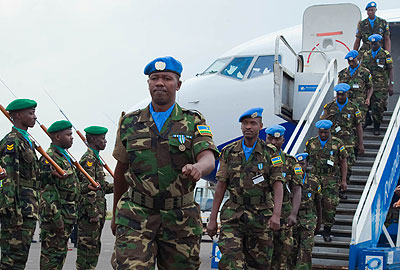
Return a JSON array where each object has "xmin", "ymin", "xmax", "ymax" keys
[{"xmin": 26, "ymin": 220, "xmax": 214, "ymax": 270}]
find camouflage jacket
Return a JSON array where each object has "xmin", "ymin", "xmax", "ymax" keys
[
  {"xmin": 305, "ymin": 136, "xmax": 348, "ymax": 178},
  {"xmin": 0, "ymin": 128, "xmax": 40, "ymax": 224},
  {"xmin": 280, "ymin": 151, "xmax": 303, "ymax": 219},
  {"xmin": 39, "ymin": 144, "xmax": 80, "ymax": 229},
  {"xmin": 298, "ymin": 172, "xmax": 322, "ymax": 229},
  {"xmin": 217, "ymin": 138, "xmax": 283, "ymax": 215},
  {"xmin": 338, "ymin": 66, "xmax": 372, "ymax": 104},
  {"xmin": 321, "ymin": 99, "xmax": 362, "ymax": 146},
  {"xmin": 78, "ymin": 148, "xmax": 113, "ymax": 220},
  {"xmin": 112, "ymin": 103, "xmax": 219, "ymax": 233},
  {"xmin": 356, "ymin": 16, "xmax": 390, "ymax": 52},
  {"xmin": 361, "ymin": 48, "xmax": 393, "ymax": 90}
]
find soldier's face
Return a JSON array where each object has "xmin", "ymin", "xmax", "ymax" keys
[
  {"xmin": 14, "ymin": 108, "xmax": 37, "ymax": 128},
  {"xmin": 348, "ymin": 59, "xmax": 358, "ymax": 68},
  {"xmin": 299, "ymin": 160, "xmax": 307, "ymax": 172},
  {"xmin": 318, "ymin": 129, "xmax": 330, "ymax": 141},
  {"xmin": 241, "ymin": 118, "xmax": 262, "ymax": 140},
  {"xmin": 148, "ymin": 72, "xmax": 182, "ymax": 107},
  {"xmin": 267, "ymin": 135, "xmax": 285, "ymax": 150},
  {"xmin": 93, "ymin": 134, "xmax": 107, "ymax": 151},
  {"xmin": 367, "ymin": 7, "xmax": 376, "ymax": 19},
  {"xmin": 371, "ymin": 41, "xmax": 380, "ymax": 51},
  {"xmin": 336, "ymin": 93, "xmax": 347, "ymax": 104},
  {"xmin": 56, "ymin": 129, "xmax": 74, "ymax": 149}
]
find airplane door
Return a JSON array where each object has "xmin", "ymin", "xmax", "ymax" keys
[{"xmin": 302, "ymin": 3, "xmax": 361, "ymax": 72}]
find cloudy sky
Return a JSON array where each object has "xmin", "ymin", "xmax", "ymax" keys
[{"xmin": 0, "ymin": 0, "xmax": 398, "ymax": 166}]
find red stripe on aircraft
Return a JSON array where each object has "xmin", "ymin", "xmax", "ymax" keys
[{"xmin": 316, "ymin": 31, "xmax": 343, "ymax": 37}]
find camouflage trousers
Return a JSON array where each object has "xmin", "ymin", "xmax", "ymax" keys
[
  {"xmin": 76, "ymin": 214, "xmax": 106, "ymax": 270},
  {"xmin": 0, "ymin": 215, "xmax": 36, "ymax": 270},
  {"xmin": 350, "ymin": 96, "xmax": 367, "ymax": 124},
  {"xmin": 40, "ymin": 222, "xmax": 74, "ymax": 270},
  {"xmin": 271, "ymin": 225, "xmax": 293, "ymax": 270},
  {"xmin": 289, "ymin": 213, "xmax": 317, "ymax": 270},
  {"xmin": 346, "ymin": 146, "xmax": 356, "ymax": 184},
  {"xmin": 320, "ymin": 176, "xmax": 339, "ymax": 228},
  {"xmin": 218, "ymin": 212, "xmax": 273, "ymax": 270},
  {"xmin": 370, "ymin": 90, "xmax": 388, "ymax": 124}
]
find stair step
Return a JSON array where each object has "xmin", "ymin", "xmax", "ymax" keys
[
  {"xmin": 351, "ymin": 167, "xmax": 372, "ymax": 176},
  {"xmin": 312, "ymin": 258, "xmax": 349, "ymax": 269},
  {"xmin": 312, "ymin": 246, "xmax": 349, "ymax": 260},
  {"xmin": 363, "ymin": 141, "xmax": 382, "ymax": 149},
  {"xmin": 314, "ymin": 235, "xmax": 351, "ymax": 248}
]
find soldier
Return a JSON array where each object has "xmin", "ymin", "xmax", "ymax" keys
[
  {"xmin": 76, "ymin": 126, "xmax": 114, "ymax": 270},
  {"xmin": 111, "ymin": 56, "xmax": 219, "ymax": 269},
  {"xmin": 305, "ymin": 120, "xmax": 348, "ymax": 242},
  {"xmin": 266, "ymin": 125, "xmax": 303, "ymax": 270},
  {"xmin": 289, "ymin": 153, "xmax": 322, "ymax": 270},
  {"xmin": 338, "ymin": 50, "xmax": 373, "ymax": 126},
  {"xmin": 207, "ymin": 108, "xmax": 284, "ymax": 269},
  {"xmin": 353, "ymin": 1, "xmax": 391, "ymax": 54},
  {"xmin": 360, "ymin": 34, "xmax": 394, "ymax": 135},
  {"xmin": 321, "ymin": 83, "xmax": 364, "ymax": 199},
  {"xmin": 0, "ymin": 99, "xmax": 40, "ymax": 270},
  {"xmin": 39, "ymin": 120, "xmax": 80, "ymax": 269}
]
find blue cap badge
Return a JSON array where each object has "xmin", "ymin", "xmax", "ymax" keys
[
  {"xmin": 368, "ymin": 34, "xmax": 382, "ymax": 43},
  {"xmin": 345, "ymin": 50, "xmax": 358, "ymax": 60},
  {"xmin": 265, "ymin": 124, "xmax": 286, "ymax": 138},
  {"xmin": 365, "ymin": 1, "xmax": 377, "ymax": 10},
  {"xmin": 334, "ymin": 83, "xmax": 351, "ymax": 94},
  {"xmin": 144, "ymin": 56, "xmax": 183, "ymax": 76},
  {"xmin": 239, "ymin": 107, "xmax": 263, "ymax": 122},
  {"xmin": 315, "ymin": 120, "xmax": 333, "ymax": 130}
]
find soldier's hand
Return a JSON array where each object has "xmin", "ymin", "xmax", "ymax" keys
[
  {"xmin": 0, "ymin": 169, "xmax": 7, "ymax": 180},
  {"xmin": 340, "ymin": 181, "xmax": 348, "ymax": 191},
  {"xmin": 287, "ymin": 214, "xmax": 297, "ymax": 227},
  {"xmin": 358, "ymin": 144, "xmax": 365, "ymax": 155},
  {"xmin": 207, "ymin": 219, "xmax": 218, "ymax": 239},
  {"xmin": 389, "ymin": 85, "xmax": 394, "ymax": 96},
  {"xmin": 365, "ymin": 99, "xmax": 370, "ymax": 106},
  {"xmin": 52, "ymin": 170, "xmax": 68, "ymax": 179},
  {"xmin": 111, "ymin": 215, "xmax": 116, "ymax": 236},
  {"xmin": 182, "ymin": 164, "xmax": 202, "ymax": 182},
  {"xmin": 315, "ymin": 222, "xmax": 321, "ymax": 235},
  {"xmin": 268, "ymin": 214, "xmax": 281, "ymax": 231},
  {"xmin": 88, "ymin": 183, "xmax": 100, "ymax": 191},
  {"xmin": 395, "ymin": 185, "xmax": 400, "ymax": 196}
]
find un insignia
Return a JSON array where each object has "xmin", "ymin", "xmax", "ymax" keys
[{"xmin": 155, "ymin": 61, "xmax": 166, "ymax": 71}]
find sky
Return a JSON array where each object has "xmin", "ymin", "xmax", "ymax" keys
[{"xmin": 0, "ymin": 0, "xmax": 399, "ymax": 167}]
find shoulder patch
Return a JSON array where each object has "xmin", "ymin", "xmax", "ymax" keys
[
  {"xmin": 197, "ymin": 125, "xmax": 213, "ymax": 136},
  {"xmin": 87, "ymin": 161, "xmax": 93, "ymax": 167},
  {"xmin": 355, "ymin": 110, "xmax": 361, "ymax": 117},
  {"xmin": 317, "ymin": 185, "xmax": 322, "ymax": 194},
  {"xmin": 386, "ymin": 57, "xmax": 393, "ymax": 64},
  {"xmin": 340, "ymin": 145, "xmax": 346, "ymax": 152},
  {"xmin": 324, "ymin": 103, "xmax": 327, "ymax": 109},
  {"xmin": 5, "ymin": 143, "xmax": 15, "ymax": 153},
  {"xmin": 294, "ymin": 166, "xmax": 303, "ymax": 175},
  {"xmin": 306, "ymin": 140, "xmax": 309, "ymax": 146},
  {"xmin": 271, "ymin": 156, "xmax": 283, "ymax": 167}
]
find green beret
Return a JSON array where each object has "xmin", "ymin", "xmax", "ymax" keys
[
  {"xmin": 6, "ymin": 99, "xmax": 37, "ymax": 111},
  {"xmin": 47, "ymin": 120, "xmax": 72, "ymax": 133},
  {"xmin": 84, "ymin": 126, "xmax": 108, "ymax": 135}
]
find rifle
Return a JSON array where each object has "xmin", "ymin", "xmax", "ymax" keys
[
  {"xmin": 44, "ymin": 88, "xmax": 115, "ymax": 178},
  {"xmin": 0, "ymin": 104, "xmax": 67, "ymax": 177}
]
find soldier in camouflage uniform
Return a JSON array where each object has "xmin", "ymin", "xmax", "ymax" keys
[
  {"xmin": 39, "ymin": 120, "xmax": 80, "ymax": 270},
  {"xmin": 305, "ymin": 120, "xmax": 348, "ymax": 242},
  {"xmin": 111, "ymin": 56, "xmax": 219, "ymax": 270},
  {"xmin": 207, "ymin": 108, "xmax": 284, "ymax": 270},
  {"xmin": 289, "ymin": 153, "xmax": 322, "ymax": 270},
  {"xmin": 353, "ymin": 1, "xmax": 391, "ymax": 55},
  {"xmin": 0, "ymin": 99, "xmax": 40, "ymax": 270},
  {"xmin": 361, "ymin": 34, "xmax": 394, "ymax": 135},
  {"xmin": 321, "ymin": 83, "xmax": 364, "ymax": 199},
  {"xmin": 338, "ymin": 50, "xmax": 373, "ymax": 126},
  {"xmin": 265, "ymin": 125, "xmax": 303, "ymax": 270},
  {"xmin": 76, "ymin": 126, "xmax": 114, "ymax": 270}
]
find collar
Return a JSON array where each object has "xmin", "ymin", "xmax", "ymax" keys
[
  {"xmin": 88, "ymin": 147, "xmax": 102, "ymax": 164},
  {"xmin": 233, "ymin": 138, "xmax": 263, "ymax": 154},
  {"xmin": 138, "ymin": 103, "xmax": 184, "ymax": 122}
]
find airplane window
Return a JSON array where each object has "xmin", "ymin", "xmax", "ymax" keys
[
  {"xmin": 200, "ymin": 58, "xmax": 230, "ymax": 75},
  {"xmin": 220, "ymin": 57, "xmax": 253, "ymax": 80},
  {"xmin": 248, "ymin": 55, "xmax": 281, "ymax": 79}
]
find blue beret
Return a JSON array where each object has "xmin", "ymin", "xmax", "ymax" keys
[
  {"xmin": 6, "ymin": 99, "xmax": 37, "ymax": 111},
  {"xmin": 84, "ymin": 126, "xmax": 108, "ymax": 135},
  {"xmin": 365, "ymin": 1, "xmax": 377, "ymax": 10},
  {"xmin": 345, "ymin": 50, "xmax": 358, "ymax": 60},
  {"xmin": 265, "ymin": 124, "xmax": 286, "ymax": 138},
  {"xmin": 295, "ymin": 153, "xmax": 309, "ymax": 162},
  {"xmin": 144, "ymin": 56, "xmax": 183, "ymax": 76},
  {"xmin": 47, "ymin": 120, "xmax": 72, "ymax": 133},
  {"xmin": 315, "ymin": 120, "xmax": 333, "ymax": 130},
  {"xmin": 368, "ymin": 34, "xmax": 382, "ymax": 42},
  {"xmin": 334, "ymin": 83, "xmax": 351, "ymax": 94},
  {"xmin": 239, "ymin": 107, "xmax": 263, "ymax": 122}
]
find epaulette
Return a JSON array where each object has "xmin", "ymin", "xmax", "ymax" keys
[
  {"xmin": 182, "ymin": 107, "xmax": 203, "ymax": 118},
  {"xmin": 382, "ymin": 49, "xmax": 390, "ymax": 56},
  {"xmin": 331, "ymin": 136, "xmax": 345, "ymax": 145},
  {"xmin": 266, "ymin": 143, "xmax": 278, "ymax": 153}
]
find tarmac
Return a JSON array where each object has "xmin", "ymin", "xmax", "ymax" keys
[{"xmin": 26, "ymin": 220, "xmax": 214, "ymax": 270}]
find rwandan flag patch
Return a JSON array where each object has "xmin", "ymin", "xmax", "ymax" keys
[
  {"xmin": 340, "ymin": 146, "xmax": 345, "ymax": 152},
  {"xmin": 355, "ymin": 111, "xmax": 361, "ymax": 117},
  {"xmin": 197, "ymin": 125, "xmax": 213, "ymax": 136},
  {"xmin": 271, "ymin": 156, "xmax": 283, "ymax": 166},
  {"xmin": 294, "ymin": 166, "xmax": 303, "ymax": 175},
  {"xmin": 387, "ymin": 57, "xmax": 393, "ymax": 63}
]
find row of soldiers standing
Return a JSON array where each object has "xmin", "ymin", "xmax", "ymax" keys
[{"xmin": 0, "ymin": 99, "xmax": 113, "ymax": 270}]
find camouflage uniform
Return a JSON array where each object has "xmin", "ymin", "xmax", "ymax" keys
[
  {"xmin": 356, "ymin": 16, "xmax": 390, "ymax": 55},
  {"xmin": 111, "ymin": 103, "xmax": 218, "ymax": 270},
  {"xmin": 321, "ymin": 100, "xmax": 362, "ymax": 176},
  {"xmin": 216, "ymin": 139, "xmax": 283, "ymax": 270},
  {"xmin": 76, "ymin": 148, "xmax": 114, "ymax": 270},
  {"xmin": 272, "ymin": 152, "xmax": 303, "ymax": 270},
  {"xmin": 0, "ymin": 128, "xmax": 40, "ymax": 270},
  {"xmin": 39, "ymin": 144, "xmax": 80, "ymax": 270},
  {"xmin": 305, "ymin": 136, "xmax": 348, "ymax": 228},
  {"xmin": 338, "ymin": 66, "xmax": 373, "ymax": 123},
  {"xmin": 361, "ymin": 48, "xmax": 393, "ymax": 124}
]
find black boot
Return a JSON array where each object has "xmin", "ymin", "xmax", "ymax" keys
[
  {"xmin": 323, "ymin": 226, "xmax": 332, "ymax": 242},
  {"xmin": 363, "ymin": 111, "xmax": 372, "ymax": 128},
  {"xmin": 339, "ymin": 190, "xmax": 347, "ymax": 200},
  {"xmin": 373, "ymin": 121, "xmax": 380, "ymax": 136}
]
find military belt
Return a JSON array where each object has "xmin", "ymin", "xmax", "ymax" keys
[
  {"xmin": 313, "ymin": 167, "xmax": 334, "ymax": 174},
  {"xmin": 19, "ymin": 179, "xmax": 40, "ymax": 189},
  {"xmin": 59, "ymin": 191, "xmax": 79, "ymax": 201},
  {"xmin": 231, "ymin": 193, "xmax": 271, "ymax": 205},
  {"xmin": 128, "ymin": 189, "xmax": 194, "ymax": 210},
  {"xmin": 298, "ymin": 208, "xmax": 314, "ymax": 216}
]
